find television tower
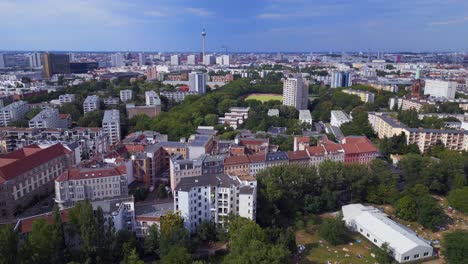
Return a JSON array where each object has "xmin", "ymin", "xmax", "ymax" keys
[{"xmin": 202, "ymin": 28, "xmax": 207, "ymax": 58}]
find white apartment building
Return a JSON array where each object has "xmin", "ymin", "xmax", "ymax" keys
[
  {"xmin": 368, "ymin": 112, "xmax": 468, "ymax": 153},
  {"xmin": 187, "ymin": 55, "xmax": 197, "ymax": 65},
  {"xmin": 424, "ymin": 79, "xmax": 457, "ymax": 99},
  {"xmin": 203, "ymin": 55, "xmax": 215, "ymax": 65},
  {"xmin": 103, "ymin": 97, "xmax": 119, "ymax": 106},
  {"xmin": 28, "ymin": 53, "xmax": 42, "ymax": 68},
  {"xmin": 331, "ymin": 110, "xmax": 352, "ymax": 127},
  {"xmin": 54, "ymin": 162, "xmax": 128, "ymax": 209},
  {"xmin": 110, "ymin": 53, "xmax": 124, "ymax": 67},
  {"xmin": 0, "ymin": 101, "xmax": 30, "ymax": 127},
  {"xmin": 299, "ymin": 110, "xmax": 313, "ymax": 126},
  {"xmin": 283, "ymin": 77, "xmax": 308, "ymax": 110},
  {"xmin": 169, "ymin": 154, "xmax": 203, "ymax": 191},
  {"xmin": 189, "ymin": 72, "xmax": 206, "ymax": 95},
  {"xmin": 170, "ymin": 55, "xmax": 180, "ymax": 66},
  {"xmin": 29, "ymin": 108, "xmax": 61, "ymax": 129},
  {"xmin": 174, "ymin": 173, "xmax": 256, "ymax": 233},
  {"xmin": 343, "ymin": 89, "xmax": 375, "ymax": 103},
  {"xmin": 58, "ymin": 94, "xmax": 75, "ymax": 105},
  {"xmin": 102, "ymin": 110, "xmax": 121, "ymax": 145},
  {"xmin": 83, "ymin": 95, "xmax": 100, "ymax": 114},
  {"xmin": 120, "ymin": 89, "xmax": 133, "ymax": 102},
  {"xmin": 216, "ymin": 55, "xmax": 231, "ymax": 66},
  {"xmin": 160, "ymin": 91, "xmax": 198, "ymax": 103},
  {"xmin": 145, "ymin": 90, "xmax": 161, "ymax": 106},
  {"xmin": 343, "ymin": 204, "xmax": 433, "ymax": 263}
]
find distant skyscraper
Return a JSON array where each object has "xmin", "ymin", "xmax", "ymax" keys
[
  {"xmin": 187, "ymin": 54, "xmax": 197, "ymax": 65},
  {"xmin": 202, "ymin": 28, "xmax": 207, "ymax": 58},
  {"xmin": 138, "ymin": 53, "xmax": 145, "ymax": 66},
  {"xmin": 28, "ymin": 53, "xmax": 42, "ymax": 68},
  {"xmin": 69, "ymin": 53, "xmax": 75, "ymax": 62},
  {"xmin": 110, "ymin": 53, "xmax": 124, "ymax": 67},
  {"xmin": 0, "ymin": 53, "xmax": 4, "ymax": 68},
  {"xmin": 216, "ymin": 55, "xmax": 231, "ymax": 66},
  {"xmin": 331, "ymin": 71, "xmax": 352, "ymax": 88},
  {"xmin": 283, "ymin": 76, "xmax": 308, "ymax": 110},
  {"xmin": 171, "ymin": 55, "xmax": 180, "ymax": 66},
  {"xmin": 42, "ymin": 53, "xmax": 70, "ymax": 79},
  {"xmin": 189, "ymin": 72, "xmax": 206, "ymax": 95},
  {"xmin": 203, "ymin": 55, "xmax": 214, "ymax": 65}
]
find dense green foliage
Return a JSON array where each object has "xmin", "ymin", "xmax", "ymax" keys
[
  {"xmin": 394, "ymin": 185, "xmax": 445, "ymax": 230},
  {"xmin": 340, "ymin": 107, "xmax": 376, "ymax": 138},
  {"xmin": 378, "ymin": 133, "xmax": 420, "ymax": 158},
  {"xmin": 371, "ymin": 242, "xmax": 394, "ymax": 264},
  {"xmin": 256, "ymin": 160, "xmax": 398, "ymax": 227},
  {"xmin": 318, "ymin": 216, "xmax": 347, "ymax": 245},
  {"xmin": 447, "ymin": 187, "xmax": 468, "ymax": 214},
  {"xmin": 443, "ymin": 230, "xmax": 468, "ymax": 264},
  {"xmin": 397, "ymin": 109, "xmax": 461, "ymax": 129}
]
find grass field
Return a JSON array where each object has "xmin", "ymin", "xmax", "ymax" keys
[{"xmin": 245, "ymin": 93, "xmax": 283, "ymax": 102}]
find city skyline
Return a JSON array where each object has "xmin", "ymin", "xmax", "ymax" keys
[{"xmin": 1, "ymin": 0, "xmax": 468, "ymax": 52}]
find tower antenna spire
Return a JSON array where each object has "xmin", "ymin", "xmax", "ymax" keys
[{"xmin": 201, "ymin": 18, "xmax": 206, "ymax": 58}]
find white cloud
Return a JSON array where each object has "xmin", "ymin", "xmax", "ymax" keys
[
  {"xmin": 143, "ymin": 10, "xmax": 166, "ymax": 17},
  {"xmin": 185, "ymin": 7, "xmax": 212, "ymax": 17},
  {"xmin": 431, "ymin": 16, "xmax": 468, "ymax": 25},
  {"xmin": 257, "ymin": 13, "xmax": 284, "ymax": 19}
]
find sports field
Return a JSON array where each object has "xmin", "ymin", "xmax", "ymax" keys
[{"xmin": 245, "ymin": 93, "xmax": 283, "ymax": 102}]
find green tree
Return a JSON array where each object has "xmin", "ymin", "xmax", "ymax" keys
[
  {"xmin": 447, "ymin": 187, "xmax": 468, "ymax": 214},
  {"xmin": 371, "ymin": 242, "xmax": 393, "ymax": 264},
  {"xmin": 318, "ymin": 216, "xmax": 347, "ymax": 246},
  {"xmin": 120, "ymin": 248, "xmax": 144, "ymax": 264},
  {"xmin": 195, "ymin": 221, "xmax": 218, "ymax": 242},
  {"xmin": 22, "ymin": 219, "xmax": 54, "ymax": 264},
  {"xmin": 204, "ymin": 114, "xmax": 218, "ymax": 126},
  {"xmin": 0, "ymin": 225, "xmax": 18, "ymax": 264},
  {"xmin": 59, "ymin": 102, "xmax": 82, "ymax": 121},
  {"xmin": 51, "ymin": 205, "xmax": 66, "ymax": 263},
  {"xmin": 77, "ymin": 110, "xmax": 104, "ymax": 127},
  {"xmin": 159, "ymin": 212, "xmax": 189, "ymax": 257},
  {"xmin": 161, "ymin": 246, "xmax": 192, "ymax": 264},
  {"xmin": 394, "ymin": 195, "xmax": 418, "ymax": 221},
  {"xmin": 144, "ymin": 224, "xmax": 160, "ymax": 256},
  {"xmin": 443, "ymin": 230, "xmax": 468, "ymax": 264},
  {"xmin": 157, "ymin": 184, "xmax": 167, "ymax": 199}
]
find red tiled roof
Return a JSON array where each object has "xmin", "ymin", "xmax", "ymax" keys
[
  {"xmin": 58, "ymin": 114, "xmax": 71, "ymax": 119},
  {"xmin": 0, "ymin": 144, "xmax": 71, "ymax": 182},
  {"xmin": 247, "ymin": 153, "xmax": 266, "ymax": 163},
  {"xmin": 341, "ymin": 136, "xmax": 378, "ymax": 154},
  {"xmin": 56, "ymin": 165, "xmax": 126, "ymax": 182},
  {"xmin": 287, "ymin": 150, "xmax": 309, "ymax": 160},
  {"xmin": 239, "ymin": 139, "xmax": 268, "ymax": 146},
  {"xmin": 306, "ymin": 146, "xmax": 325, "ymax": 156},
  {"xmin": 17, "ymin": 210, "xmax": 69, "ymax": 234},
  {"xmin": 224, "ymin": 155, "xmax": 250, "ymax": 165},
  {"xmin": 295, "ymin": 137, "xmax": 310, "ymax": 143}
]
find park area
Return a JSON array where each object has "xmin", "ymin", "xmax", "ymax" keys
[{"xmin": 245, "ymin": 93, "xmax": 283, "ymax": 102}]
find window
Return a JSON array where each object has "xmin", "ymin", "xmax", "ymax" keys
[
  {"xmin": 404, "ymin": 256, "xmax": 409, "ymax": 261},
  {"xmin": 414, "ymin": 254, "xmax": 419, "ymax": 259},
  {"xmin": 359, "ymin": 228, "xmax": 363, "ymax": 232},
  {"xmin": 366, "ymin": 233, "xmax": 370, "ymax": 237},
  {"xmin": 423, "ymin": 252, "xmax": 429, "ymax": 256},
  {"xmin": 373, "ymin": 239, "xmax": 377, "ymax": 243}
]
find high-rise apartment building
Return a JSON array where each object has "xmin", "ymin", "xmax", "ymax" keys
[
  {"xmin": 423, "ymin": 79, "xmax": 457, "ymax": 99},
  {"xmin": 120, "ymin": 89, "xmax": 133, "ymax": 102},
  {"xmin": 0, "ymin": 53, "xmax": 5, "ymax": 68},
  {"xmin": 189, "ymin": 72, "xmax": 206, "ymax": 95},
  {"xmin": 42, "ymin": 53, "xmax": 70, "ymax": 79},
  {"xmin": 331, "ymin": 71, "xmax": 352, "ymax": 88},
  {"xmin": 102, "ymin": 110, "xmax": 121, "ymax": 145},
  {"xmin": 83, "ymin": 95, "xmax": 100, "ymax": 114},
  {"xmin": 216, "ymin": 55, "xmax": 231, "ymax": 66},
  {"xmin": 146, "ymin": 66, "xmax": 158, "ymax": 80},
  {"xmin": 203, "ymin": 55, "xmax": 215, "ymax": 65},
  {"xmin": 58, "ymin": 94, "xmax": 76, "ymax": 105},
  {"xmin": 282, "ymin": 77, "xmax": 308, "ymax": 110},
  {"xmin": 138, "ymin": 53, "xmax": 145, "ymax": 66},
  {"xmin": 170, "ymin": 55, "xmax": 180, "ymax": 66},
  {"xmin": 0, "ymin": 101, "xmax": 30, "ymax": 127},
  {"xmin": 187, "ymin": 54, "xmax": 197, "ymax": 65},
  {"xmin": 145, "ymin": 91, "xmax": 161, "ymax": 106},
  {"xmin": 110, "ymin": 53, "xmax": 124, "ymax": 67},
  {"xmin": 28, "ymin": 53, "xmax": 42, "ymax": 68}
]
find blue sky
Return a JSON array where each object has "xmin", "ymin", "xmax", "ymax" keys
[{"xmin": 1, "ymin": 0, "xmax": 468, "ymax": 52}]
